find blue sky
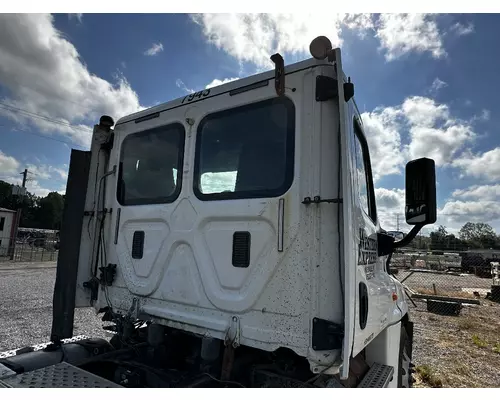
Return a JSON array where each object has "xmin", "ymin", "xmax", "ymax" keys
[{"xmin": 0, "ymin": 13, "xmax": 499, "ymax": 234}]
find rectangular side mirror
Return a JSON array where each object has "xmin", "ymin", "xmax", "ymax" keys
[{"xmin": 405, "ymin": 158, "xmax": 437, "ymax": 225}]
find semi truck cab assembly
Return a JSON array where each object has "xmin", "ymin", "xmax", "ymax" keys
[{"xmin": 0, "ymin": 36, "xmax": 436, "ymax": 388}]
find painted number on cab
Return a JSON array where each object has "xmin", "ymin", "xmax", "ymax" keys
[{"xmin": 181, "ymin": 89, "xmax": 211, "ymax": 104}]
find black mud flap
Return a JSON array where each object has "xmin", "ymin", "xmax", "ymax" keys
[{"xmin": 51, "ymin": 150, "xmax": 91, "ymax": 343}]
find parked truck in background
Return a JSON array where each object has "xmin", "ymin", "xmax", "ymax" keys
[{"xmin": 0, "ymin": 36, "xmax": 437, "ymax": 388}]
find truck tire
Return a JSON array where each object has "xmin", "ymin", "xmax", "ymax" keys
[{"xmin": 397, "ymin": 323, "xmax": 413, "ymax": 388}]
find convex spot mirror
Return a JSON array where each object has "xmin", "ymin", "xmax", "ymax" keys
[{"xmin": 405, "ymin": 157, "xmax": 437, "ymax": 226}]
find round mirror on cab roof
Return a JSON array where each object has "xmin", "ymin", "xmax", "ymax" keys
[{"xmin": 309, "ymin": 36, "xmax": 333, "ymax": 60}]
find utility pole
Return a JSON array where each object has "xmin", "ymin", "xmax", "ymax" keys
[
  {"xmin": 9, "ymin": 168, "xmax": 28, "ymax": 260},
  {"xmin": 21, "ymin": 168, "xmax": 28, "ymax": 188},
  {"xmin": 396, "ymin": 213, "xmax": 400, "ymax": 232}
]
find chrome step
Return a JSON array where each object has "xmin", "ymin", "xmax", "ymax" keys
[
  {"xmin": 357, "ymin": 362, "xmax": 394, "ymax": 388},
  {"xmin": 0, "ymin": 362, "xmax": 122, "ymax": 388}
]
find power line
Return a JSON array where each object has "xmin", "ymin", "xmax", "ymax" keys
[
  {"xmin": 0, "ymin": 101, "xmax": 90, "ymax": 131},
  {"xmin": 0, "ymin": 101, "xmax": 92, "ymax": 134},
  {"xmin": 0, "ymin": 123, "xmax": 88, "ymax": 149}
]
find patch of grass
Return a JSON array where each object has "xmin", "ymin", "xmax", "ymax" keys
[
  {"xmin": 493, "ymin": 343, "xmax": 500, "ymax": 354},
  {"xmin": 472, "ymin": 334, "xmax": 487, "ymax": 348},
  {"xmin": 415, "ymin": 365, "xmax": 443, "ymax": 388}
]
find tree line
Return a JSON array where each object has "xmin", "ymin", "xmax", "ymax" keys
[
  {"xmin": 0, "ymin": 180, "xmax": 64, "ymax": 230},
  {"xmin": 426, "ymin": 223, "xmax": 500, "ymax": 251}
]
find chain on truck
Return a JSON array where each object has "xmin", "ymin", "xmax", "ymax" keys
[{"xmin": 0, "ymin": 36, "xmax": 437, "ymax": 388}]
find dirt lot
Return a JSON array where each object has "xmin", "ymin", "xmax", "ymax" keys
[
  {"xmin": 400, "ymin": 269, "xmax": 500, "ymax": 387},
  {"xmin": 411, "ymin": 299, "xmax": 500, "ymax": 387}
]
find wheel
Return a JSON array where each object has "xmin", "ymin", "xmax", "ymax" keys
[{"xmin": 397, "ymin": 322, "xmax": 414, "ymax": 388}]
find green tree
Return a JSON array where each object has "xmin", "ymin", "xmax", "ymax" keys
[
  {"xmin": 429, "ymin": 225, "xmax": 467, "ymax": 251},
  {"xmin": 430, "ymin": 225, "xmax": 447, "ymax": 249},
  {"xmin": 0, "ymin": 180, "xmax": 40, "ymax": 227},
  {"xmin": 0, "ymin": 180, "xmax": 65, "ymax": 230},
  {"xmin": 37, "ymin": 192, "xmax": 64, "ymax": 230},
  {"xmin": 459, "ymin": 222, "xmax": 498, "ymax": 249}
]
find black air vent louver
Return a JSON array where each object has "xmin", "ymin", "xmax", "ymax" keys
[
  {"xmin": 232, "ymin": 231, "xmax": 251, "ymax": 268},
  {"xmin": 132, "ymin": 231, "xmax": 145, "ymax": 259}
]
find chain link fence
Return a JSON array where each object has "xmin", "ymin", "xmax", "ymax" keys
[
  {"xmin": 391, "ymin": 250, "xmax": 500, "ymax": 387},
  {"xmin": 0, "ymin": 230, "xmax": 59, "ymax": 263},
  {"xmin": 392, "ymin": 250, "xmax": 500, "ymax": 311}
]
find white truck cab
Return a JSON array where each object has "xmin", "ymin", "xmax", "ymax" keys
[{"xmin": 0, "ymin": 36, "xmax": 437, "ymax": 389}]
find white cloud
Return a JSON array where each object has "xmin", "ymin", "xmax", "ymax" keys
[
  {"xmin": 401, "ymin": 96, "xmax": 449, "ymax": 127},
  {"xmin": 205, "ymin": 77, "xmax": 239, "ymax": 89},
  {"xmin": 453, "ymin": 184, "xmax": 500, "ymax": 201},
  {"xmin": 450, "ymin": 22, "xmax": 474, "ymax": 36},
  {"xmin": 26, "ymin": 180, "xmax": 51, "ymax": 197},
  {"xmin": 144, "ymin": 42, "xmax": 164, "ymax": 56},
  {"xmin": 374, "ymin": 187, "xmax": 414, "ymax": 232},
  {"xmin": 51, "ymin": 167, "xmax": 68, "ymax": 180},
  {"xmin": 440, "ymin": 200, "xmax": 500, "ymax": 224},
  {"xmin": 175, "ymin": 79, "xmax": 195, "ymax": 94},
  {"xmin": 374, "ymin": 14, "xmax": 446, "ymax": 61},
  {"xmin": 0, "ymin": 150, "xmax": 20, "ymax": 177},
  {"xmin": 192, "ymin": 13, "xmax": 454, "ymax": 69},
  {"xmin": 473, "ymin": 109, "xmax": 490, "ymax": 122},
  {"xmin": 453, "ymin": 147, "xmax": 500, "ymax": 182},
  {"xmin": 26, "ymin": 164, "xmax": 68, "ymax": 181},
  {"xmin": 376, "ymin": 187, "xmax": 405, "ymax": 211},
  {"xmin": 175, "ymin": 76, "xmax": 240, "ymax": 95},
  {"xmin": 480, "ymin": 109, "xmax": 490, "ymax": 121},
  {"xmin": 191, "ymin": 14, "xmax": 353, "ymax": 68},
  {"xmin": 0, "ymin": 14, "xmax": 143, "ymax": 148},
  {"xmin": 430, "ymin": 184, "xmax": 500, "ymax": 232},
  {"xmin": 26, "ymin": 164, "xmax": 50, "ymax": 180},
  {"xmin": 0, "ymin": 150, "xmax": 68, "ymax": 197},
  {"xmin": 361, "ymin": 106, "xmax": 405, "ymax": 181},
  {"xmin": 363, "ymin": 96, "xmax": 476, "ymax": 175},
  {"xmin": 375, "ymin": 186, "xmax": 500, "ymax": 234},
  {"xmin": 68, "ymin": 14, "xmax": 83, "ymax": 24},
  {"xmin": 362, "ymin": 94, "xmax": 477, "ymax": 181},
  {"xmin": 407, "ymin": 124, "xmax": 475, "ymax": 166},
  {"xmin": 430, "ymin": 77, "xmax": 447, "ymax": 93},
  {"xmin": 343, "ymin": 13, "xmax": 375, "ymax": 38}
]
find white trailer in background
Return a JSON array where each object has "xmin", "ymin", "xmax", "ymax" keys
[{"xmin": 0, "ymin": 36, "xmax": 437, "ymax": 388}]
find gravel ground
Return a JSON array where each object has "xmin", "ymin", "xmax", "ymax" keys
[
  {"xmin": 0, "ymin": 262, "xmax": 105, "ymax": 353},
  {"xmin": 1, "ymin": 261, "xmax": 499, "ymax": 388},
  {"xmin": 411, "ymin": 299, "xmax": 500, "ymax": 388}
]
